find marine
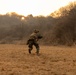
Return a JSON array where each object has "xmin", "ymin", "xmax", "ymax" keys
[{"xmin": 26, "ymin": 29, "xmax": 43, "ymax": 55}]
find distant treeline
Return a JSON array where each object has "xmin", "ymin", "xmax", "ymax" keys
[{"xmin": 0, "ymin": 2, "xmax": 76, "ymax": 46}]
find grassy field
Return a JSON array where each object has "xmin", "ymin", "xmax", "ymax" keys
[{"xmin": 0, "ymin": 44, "xmax": 76, "ymax": 75}]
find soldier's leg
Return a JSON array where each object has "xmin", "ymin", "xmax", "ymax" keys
[
  {"xmin": 34, "ymin": 43, "xmax": 39, "ymax": 55},
  {"xmin": 28, "ymin": 42, "xmax": 33, "ymax": 54}
]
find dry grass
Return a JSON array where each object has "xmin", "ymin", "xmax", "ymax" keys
[{"xmin": 0, "ymin": 44, "xmax": 76, "ymax": 75}]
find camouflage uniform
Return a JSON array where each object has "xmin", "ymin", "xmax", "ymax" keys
[{"xmin": 27, "ymin": 30, "xmax": 42, "ymax": 55}]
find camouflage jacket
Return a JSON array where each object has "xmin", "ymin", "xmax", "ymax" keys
[
  {"xmin": 26, "ymin": 32, "xmax": 43, "ymax": 45},
  {"xmin": 29, "ymin": 32, "xmax": 39, "ymax": 41}
]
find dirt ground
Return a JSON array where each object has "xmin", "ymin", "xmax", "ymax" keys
[{"xmin": 0, "ymin": 44, "xmax": 76, "ymax": 75}]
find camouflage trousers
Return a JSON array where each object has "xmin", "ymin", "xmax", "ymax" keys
[{"xmin": 27, "ymin": 40, "xmax": 39, "ymax": 54}]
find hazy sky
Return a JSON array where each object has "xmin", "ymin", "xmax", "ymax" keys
[{"xmin": 0, "ymin": 0, "xmax": 75, "ymax": 16}]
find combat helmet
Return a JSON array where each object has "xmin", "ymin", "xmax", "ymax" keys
[{"xmin": 34, "ymin": 29, "xmax": 39, "ymax": 33}]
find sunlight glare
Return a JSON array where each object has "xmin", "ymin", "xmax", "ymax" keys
[
  {"xmin": 0, "ymin": 0, "xmax": 75, "ymax": 16},
  {"xmin": 21, "ymin": 17, "xmax": 25, "ymax": 20}
]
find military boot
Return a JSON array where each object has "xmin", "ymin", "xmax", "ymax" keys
[{"xmin": 36, "ymin": 49, "xmax": 39, "ymax": 55}]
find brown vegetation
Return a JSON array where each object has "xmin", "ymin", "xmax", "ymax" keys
[
  {"xmin": 0, "ymin": 2, "xmax": 76, "ymax": 46},
  {"xmin": 50, "ymin": 1, "xmax": 76, "ymax": 46},
  {"xmin": 0, "ymin": 44, "xmax": 76, "ymax": 75}
]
